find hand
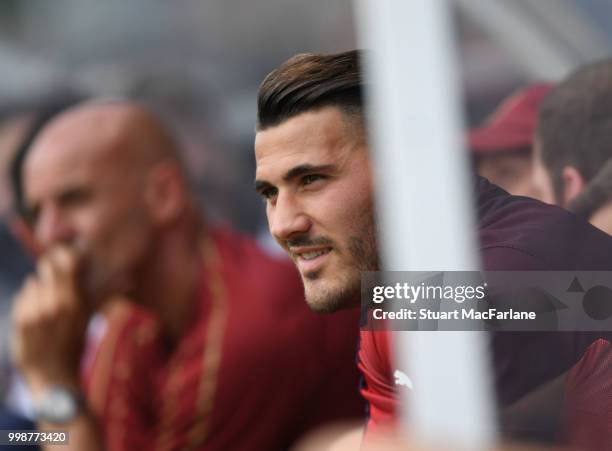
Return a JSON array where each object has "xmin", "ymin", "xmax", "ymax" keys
[{"xmin": 11, "ymin": 246, "xmax": 90, "ymax": 395}]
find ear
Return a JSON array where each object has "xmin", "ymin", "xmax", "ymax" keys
[
  {"xmin": 9, "ymin": 215, "xmax": 43, "ymax": 257},
  {"xmin": 144, "ymin": 162, "xmax": 187, "ymax": 226},
  {"xmin": 560, "ymin": 165, "xmax": 585, "ymax": 207}
]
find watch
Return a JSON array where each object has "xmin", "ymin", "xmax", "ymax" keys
[{"xmin": 33, "ymin": 386, "xmax": 85, "ymax": 424}]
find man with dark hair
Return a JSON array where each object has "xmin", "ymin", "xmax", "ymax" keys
[
  {"xmin": 254, "ymin": 50, "xmax": 612, "ymax": 448},
  {"xmin": 256, "ymin": 51, "xmax": 375, "ymax": 316},
  {"xmin": 534, "ymin": 59, "xmax": 612, "ymax": 235},
  {"xmin": 10, "ymin": 100, "xmax": 364, "ymax": 450}
]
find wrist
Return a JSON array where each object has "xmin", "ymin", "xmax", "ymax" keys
[
  {"xmin": 33, "ymin": 385, "xmax": 87, "ymax": 425},
  {"xmin": 26, "ymin": 372, "xmax": 81, "ymax": 399}
]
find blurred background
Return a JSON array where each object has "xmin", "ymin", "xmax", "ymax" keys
[{"xmin": 1, "ymin": 0, "xmax": 612, "ymax": 406}]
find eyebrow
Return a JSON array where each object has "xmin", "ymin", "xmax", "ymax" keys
[
  {"xmin": 254, "ymin": 164, "xmax": 335, "ymax": 193},
  {"xmin": 254, "ymin": 179, "xmax": 273, "ymax": 194}
]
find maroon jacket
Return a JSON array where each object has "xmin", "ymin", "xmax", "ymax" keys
[
  {"xmin": 359, "ymin": 177, "xmax": 612, "ymax": 449},
  {"xmin": 83, "ymin": 228, "xmax": 364, "ymax": 451}
]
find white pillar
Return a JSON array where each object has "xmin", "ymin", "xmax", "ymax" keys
[{"xmin": 354, "ymin": 0, "xmax": 497, "ymax": 447}]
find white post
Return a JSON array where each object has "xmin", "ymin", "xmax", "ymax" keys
[{"xmin": 354, "ymin": 0, "xmax": 497, "ymax": 448}]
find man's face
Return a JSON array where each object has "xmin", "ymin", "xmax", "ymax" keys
[
  {"xmin": 531, "ymin": 136, "xmax": 556, "ymax": 204},
  {"xmin": 255, "ymin": 106, "xmax": 378, "ymax": 313},
  {"xmin": 23, "ymin": 123, "xmax": 154, "ymax": 304},
  {"xmin": 477, "ymin": 152, "xmax": 537, "ymax": 198}
]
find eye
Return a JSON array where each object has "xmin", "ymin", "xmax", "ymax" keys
[
  {"xmin": 259, "ymin": 187, "xmax": 278, "ymax": 201},
  {"xmin": 301, "ymin": 174, "xmax": 325, "ymax": 186},
  {"xmin": 25, "ymin": 204, "xmax": 40, "ymax": 227},
  {"xmin": 59, "ymin": 189, "xmax": 92, "ymax": 208}
]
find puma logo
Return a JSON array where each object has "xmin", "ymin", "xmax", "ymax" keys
[{"xmin": 393, "ymin": 369, "xmax": 413, "ymax": 389}]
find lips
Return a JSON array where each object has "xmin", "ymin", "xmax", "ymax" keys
[
  {"xmin": 291, "ymin": 246, "xmax": 333, "ymax": 274},
  {"xmin": 301, "ymin": 249, "xmax": 329, "ymax": 260}
]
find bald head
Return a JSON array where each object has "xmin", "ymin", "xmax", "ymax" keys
[
  {"xmin": 19, "ymin": 100, "xmax": 193, "ymax": 226},
  {"xmin": 20, "ymin": 101, "xmax": 196, "ymax": 301},
  {"xmin": 29, "ymin": 101, "xmax": 182, "ymax": 177}
]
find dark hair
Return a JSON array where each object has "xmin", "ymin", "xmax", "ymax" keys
[
  {"xmin": 9, "ymin": 94, "xmax": 85, "ymax": 219},
  {"xmin": 537, "ymin": 59, "xmax": 612, "ymax": 201},
  {"xmin": 257, "ymin": 50, "xmax": 364, "ymax": 130},
  {"xmin": 569, "ymin": 158, "xmax": 612, "ymax": 219}
]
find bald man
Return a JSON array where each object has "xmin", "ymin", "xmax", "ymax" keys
[{"xmin": 10, "ymin": 100, "xmax": 363, "ymax": 451}]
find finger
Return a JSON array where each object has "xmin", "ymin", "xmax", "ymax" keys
[
  {"xmin": 46, "ymin": 246, "xmax": 82, "ymax": 309},
  {"xmin": 12, "ymin": 276, "xmax": 38, "ymax": 313},
  {"xmin": 36, "ymin": 256, "xmax": 58, "ymax": 309},
  {"xmin": 11, "ymin": 276, "xmax": 41, "ymax": 329},
  {"xmin": 36, "ymin": 254, "xmax": 74, "ymax": 320},
  {"xmin": 51, "ymin": 245, "xmax": 81, "ymax": 279}
]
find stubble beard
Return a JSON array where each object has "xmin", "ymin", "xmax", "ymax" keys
[
  {"xmin": 80, "ymin": 244, "xmax": 144, "ymax": 307},
  {"xmin": 302, "ymin": 221, "xmax": 379, "ymax": 314}
]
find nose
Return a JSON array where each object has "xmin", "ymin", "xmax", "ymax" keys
[
  {"xmin": 35, "ymin": 204, "xmax": 76, "ymax": 247},
  {"xmin": 268, "ymin": 192, "xmax": 311, "ymax": 242}
]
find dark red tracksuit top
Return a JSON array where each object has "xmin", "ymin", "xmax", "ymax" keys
[{"xmin": 359, "ymin": 176, "xmax": 612, "ymax": 449}]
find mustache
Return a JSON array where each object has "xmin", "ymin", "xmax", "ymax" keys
[{"xmin": 287, "ymin": 236, "xmax": 334, "ymax": 249}]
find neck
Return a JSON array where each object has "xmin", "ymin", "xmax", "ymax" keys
[
  {"xmin": 135, "ymin": 217, "xmax": 204, "ymax": 340},
  {"xmin": 589, "ymin": 202, "xmax": 612, "ymax": 236}
]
